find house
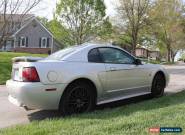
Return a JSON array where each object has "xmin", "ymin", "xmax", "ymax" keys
[
  {"xmin": 0, "ymin": 14, "xmax": 62, "ymax": 54},
  {"xmin": 149, "ymin": 51, "xmax": 160, "ymax": 60},
  {"xmin": 135, "ymin": 47, "xmax": 149, "ymax": 58},
  {"xmin": 136, "ymin": 47, "xmax": 160, "ymax": 60}
]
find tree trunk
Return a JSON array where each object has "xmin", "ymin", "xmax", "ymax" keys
[
  {"xmin": 131, "ymin": 43, "xmax": 136, "ymax": 56},
  {"xmin": 131, "ymin": 33, "xmax": 137, "ymax": 56},
  {"xmin": 171, "ymin": 50, "xmax": 177, "ymax": 63},
  {"xmin": 167, "ymin": 44, "xmax": 171, "ymax": 62},
  {"xmin": 171, "ymin": 56, "xmax": 175, "ymax": 63}
]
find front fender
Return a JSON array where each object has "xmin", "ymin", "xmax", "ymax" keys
[{"xmin": 151, "ymin": 68, "xmax": 169, "ymax": 88}]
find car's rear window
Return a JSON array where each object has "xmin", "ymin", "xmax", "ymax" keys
[{"xmin": 45, "ymin": 47, "xmax": 76, "ymax": 60}]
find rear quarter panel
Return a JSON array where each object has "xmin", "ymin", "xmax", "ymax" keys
[{"xmin": 32, "ymin": 61, "xmax": 106, "ymax": 99}]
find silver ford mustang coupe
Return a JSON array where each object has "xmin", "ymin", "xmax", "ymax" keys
[{"xmin": 6, "ymin": 43, "xmax": 169, "ymax": 115}]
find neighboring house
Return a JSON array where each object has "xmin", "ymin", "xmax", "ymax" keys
[
  {"xmin": 136, "ymin": 47, "xmax": 160, "ymax": 60},
  {"xmin": 0, "ymin": 14, "xmax": 62, "ymax": 54},
  {"xmin": 149, "ymin": 51, "xmax": 160, "ymax": 60},
  {"xmin": 135, "ymin": 48, "xmax": 149, "ymax": 58}
]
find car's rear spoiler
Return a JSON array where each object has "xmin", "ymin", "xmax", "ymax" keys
[{"xmin": 12, "ymin": 56, "xmax": 44, "ymax": 63}]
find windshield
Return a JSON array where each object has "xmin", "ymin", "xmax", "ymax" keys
[{"xmin": 45, "ymin": 47, "xmax": 76, "ymax": 60}]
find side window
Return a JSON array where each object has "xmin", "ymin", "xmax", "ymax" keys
[
  {"xmin": 98, "ymin": 47, "xmax": 135, "ymax": 64},
  {"xmin": 21, "ymin": 37, "xmax": 25, "ymax": 47},
  {"xmin": 41, "ymin": 37, "xmax": 47, "ymax": 48},
  {"xmin": 39, "ymin": 37, "xmax": 49, "ymax": 48},
  {"xmin": 19, "ymin": 37, "xmax": 28, "ymax": 47},
  {"xmin": 88, "ymin": 48, "xmax": 102, "ymax": 63}
]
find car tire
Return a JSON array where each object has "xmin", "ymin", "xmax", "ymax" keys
[
  {"xmin": 151, "ymin": 73, "xmax": 165, "ymax": 98},
  {"xmin": 59, "ymin": 81, "xmax": 96, "ymax": 116}
]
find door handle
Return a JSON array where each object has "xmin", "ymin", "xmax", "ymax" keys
[{"xmin": 109, "ymin": 67, "xmax": 117, "ymax": 71}]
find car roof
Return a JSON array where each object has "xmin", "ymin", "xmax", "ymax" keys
[
  {"xmin": 71, "ymin": 43, "xmax": 114, "ymax": 49},
  {"xmin": 60, "ymin": 43, "xmax": 133, "ymax": 62},
  {"xmin": 45, "ymin": 42, "xmax": 133, "ymax": 62}
]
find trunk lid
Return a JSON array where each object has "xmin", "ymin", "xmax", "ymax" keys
[
  {"xmin": 12, "ymin": 56, "xmax": 43, "ymax": 63},
  {"xmin": 11, "ymin": 57, "xmax": 44, "ymax": 81}
]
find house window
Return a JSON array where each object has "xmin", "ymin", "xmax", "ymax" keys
[
  {"xmin": 40, "ymin": 37, "xmax": 49, "ymax": 48},
  {"xmin": 41, "ymin": 37, "xmax": 47, "ymax": 48},
  {"xmin": 18, "ymin": 37, "xmax": 28, "ymax": 47},
  {"xmin": 20, "ymin": 37, "xmax": 26, "ymax": 47}
]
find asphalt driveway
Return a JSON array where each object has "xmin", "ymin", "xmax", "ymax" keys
[
  {"xmin": 0, "ymin": 63, "xmax": 185, "ymax": 129},
  {"xmin": 164, "ymin": 63, "xmax": 185, "ymax": 94}
]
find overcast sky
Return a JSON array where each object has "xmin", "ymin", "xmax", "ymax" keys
[{"xmin": 31, "ymin": 0, "xmax": 117, "ymax": 20}]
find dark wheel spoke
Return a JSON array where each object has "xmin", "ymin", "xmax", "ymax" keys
[
  {"xmin": 68, "ymin": 100, "xmax": 77, "ymax": 105},
  {"xmin": 60, "ymin": 82, "xmax": 95, "ymax": 116},
  {"xmin": 65, "ymin": 86, "xmax": 91, "ymax": 114}
]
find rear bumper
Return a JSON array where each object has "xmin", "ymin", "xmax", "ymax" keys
[
  {"xmin": 8, "ymin": 94, "xmax": 23, "ymax": 107},
  {"xmin": 6, "ymin": 80, "xmax": 67, "ymax": 110}
]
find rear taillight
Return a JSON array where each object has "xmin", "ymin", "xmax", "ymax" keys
[{"xmin": 22, "ymin": 67, "xmax": 40, "ymax": 82}]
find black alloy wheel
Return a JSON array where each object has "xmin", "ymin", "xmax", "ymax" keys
[
  {"xmin": 59, "ymin": 82, "xmax": 95, "ymax": 116},
  {"xmin": 151, "ymin": 73, "xmax": 165, "ymax": 97}
]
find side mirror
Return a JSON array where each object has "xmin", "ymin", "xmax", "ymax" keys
[{"xmin": 134, "ymin": 59, "xmax": 142, "ymax": 65}]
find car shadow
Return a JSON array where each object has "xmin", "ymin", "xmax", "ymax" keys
[
  {"xmin": 96, "ymin": 94, "xmax": 151, "ymax": 110},
  {"xmin": 27, "ymin": 90, "xmax": 185, "ymax": 121},
  {"xmin": 27, "ymin": 110, "xmax": 61, "ymax": 121},
  {"xmin": 27, "ymin": 94, "xmax": 152, "ymax": 121}
]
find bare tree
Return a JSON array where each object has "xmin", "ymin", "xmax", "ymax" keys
[
  {"xmin": 117, "ymin": 0, "xmax": 149, "ymax": 55},
  {"xmin": 0, "ymin": 0, "xmax": 42, "ymax": 48}
]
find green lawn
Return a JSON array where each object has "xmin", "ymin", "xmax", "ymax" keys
[
  {"xmin": 0, "ymin": 52, "xmax": 47, "ymax": 85},
  {"xmin": 1, "ymin": 91, "xmax": 185, "ymax": 135}
]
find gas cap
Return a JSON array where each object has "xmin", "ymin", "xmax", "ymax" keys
[{"xmin": 47, "ymin": 71, "xmax": 58, "ymax": 82}]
